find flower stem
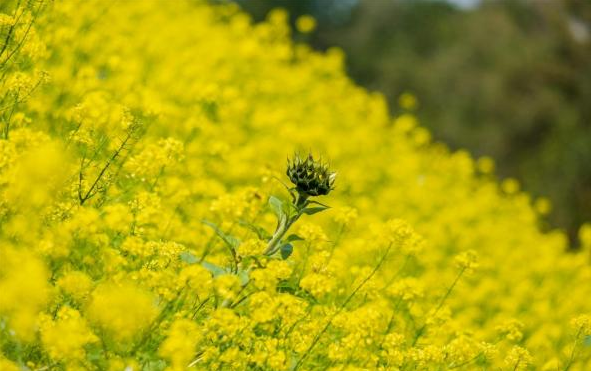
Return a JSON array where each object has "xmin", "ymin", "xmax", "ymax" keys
[{"xmin": 264, "ymin": 193, "xmax": 307, "ymax": 256}]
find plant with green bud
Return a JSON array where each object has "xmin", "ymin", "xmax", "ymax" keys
[
  {"xmin": 183, "ymin": 153, "xmax": 335, "ymax": 300},
  {"xmin": 264, "ymin": 153, "xmax": 337, "ymax": 257}
]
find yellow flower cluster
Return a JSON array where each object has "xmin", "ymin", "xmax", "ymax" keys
[
  {"xmin": 86, "ymin": 282, "xmax": 158, "ymax": 342},
  {"xmin": 1, "ymin": 0, "xmax": 591, "ymax": 369},
  {"xmin": 39, "ymin": 306, "xmax": 98, "ymax": 364}
]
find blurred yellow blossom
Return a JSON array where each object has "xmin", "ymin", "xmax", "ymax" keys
[
  {"xmin": 39, "ymin": 306, "xmax": 98, "ymax": 362},
  {"xmin": 398, "ymin": 92, "xmax": 418, "ymax": 110},
  {"xmin": 87, "ymin": 282, "xmax": 158, "ymax": 341},
  {"xmin": 296, "ymin": 15, "xmax": 316, "ymax": 33}
]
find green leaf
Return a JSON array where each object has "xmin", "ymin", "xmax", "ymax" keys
[
  {"xmin": 180, "ymin": 251, "xmax": 199, "ymax": 264},
  {"xmin": 238, "ymin": 219, "xmax": 271, "ymax": 240},
  {"xmin": 280, "ymin": 243, "xmax": 293, "ymax": 259},
  {"xmin": 283, "ymin": 201, "xmax": 299, "ymax": 219},
  {"xmin": 237, "ymin": 269, "xmax": 250, "ymax": 285},
  {"xmin": 201, "ymin": 260, "xmax": 227, "ymax": 277},
  {"xmin": 307, "ymin": 200, "xmax": 330, "ymax": 208},
  {"xmin": 288, "ymin": 188, "xmax": 298, "ymax": 203},
  {"xmin": 302, "ymin": 206, "xmax": 329, "ymax": 215},
  {"xmin": 142, "ymin": 360, "xmax": 167, "ymax": 371},
  {"xmin": 202, "ymin": 219, "xmax": 240, "ymax": 250},
  {"xmin": 285, "ymin": 234, "xmax": 304, "ymax": 242},
  {"xmin": 269, "ymin": 196, "xmax": 285, "ymax": 219},
  {"xmin": 86, "ymin": 345, "xmax": 103, "ymax": 362}
]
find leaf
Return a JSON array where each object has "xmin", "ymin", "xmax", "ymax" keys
[
  {"xmin": 269, "ymin": 195, "xmax": 285, "ymax": 219},
  {"xmin": 306, "ymin": 200, "xmax": 330, "ymax": 208},
  {"xmin": 280, "ymin": 243, "xmax": 293, "ymax": 259},
  {"xmin": 237, "ymin": 269, "xmax": 250, "ymax": 285},
  {"xmin": 202, "ymin": 219, "xmax": 240, "ymax": 250},
  {"xmin": 201, "ymin": 260, "xmax": 227, "ymax": 277},
  {"xmin": 86, "ymin": 346, "xmax": 103, "ymax": 362},
  {"xmin": 238, "ymin": 219, "xmax": 271, "ymax": 240},
  {"xmin": 302, "ymin": 206, "xmax": 329, "ymax": 215},
  {"xmin": 142, "ymin": 360, "xmax": 168, "ymax": 371},
  {"xmin": 283, "ymin": 201, "xmax": 299, "ymax": 219},
  {"xmin": 180, "ymin": 251, "xmax": 199, "ymax": 264},
  {"xmin": 285, "ymin": 234, "xmax": 304, "ymax": 242},
  {"xmin": 288, "ymin": 188, "xmax": 298, "ymax": 203}
]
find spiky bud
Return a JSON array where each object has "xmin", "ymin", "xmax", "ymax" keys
[{"xmin": 286, "ymin": 153, "xmax": 336, "ymax": 197}]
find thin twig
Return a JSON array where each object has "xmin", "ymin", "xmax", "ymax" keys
[{"xmin": 79, "ymin": 129, "xmax": 134, "ymax": 205}]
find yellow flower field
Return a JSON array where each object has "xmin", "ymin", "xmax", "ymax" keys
[{"xmin": 1, "ymin": 1, "xmax": 591, "ymax": 370}]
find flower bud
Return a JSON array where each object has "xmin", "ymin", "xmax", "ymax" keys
[{"xmin": 286, "ymin": 153, "xmax": 336, "ymax": 197}]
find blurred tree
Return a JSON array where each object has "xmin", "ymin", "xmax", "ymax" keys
[{"xmin": 234, "ymin": 0, "xmax": 591, "ymax": 244}]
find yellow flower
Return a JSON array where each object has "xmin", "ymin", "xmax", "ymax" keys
[
  {"xmin": 0, "ymin": 248, "xmax": 49, "ymax": 342},
  {"xmin": 213, "ymin": 274, "xmax": 241, "ymax": 301},
  {"xmin": 102, "ymin": 203, "xmax": 133, "ymax": 233},
  {"xmin": 534, "ymin": 197, "xmax": 552, "ymax": 215},
  {"xmin": 0, "ymin": 357, "xmax": 19, "ymax": 371},
  {"xmin": 501, "ymin": 178, "xmax": 520, "ymax": 194},
  {"xmin": 39, "ymin": 306, "xmax": 98, "ymax": 362},
  {"xmin": 237, "ymin": 238, "xmax": 266, "ymax": 257},
  {"xmin": 496, "ymin": 318, "xmax": 525, "ymax": 342},
  {"xmin": 296, "ymin": 15, "xmax": 317, "ymax": 33},
  {"xmin": 57, "ymin": 271, "xmax": 93, "ymax": 302},
  {"xmin": 454, "ymin": 250, "xmax": 479, "ymax": 273},
  {"xmin": 571, "ymin": 314, "xmax": 591, "ymax": 335},
  {"xmin": 333, "ymin": 206, "xmax": 359, "ymax": 227},
  {"xmin": 300, "ymin": 272, "xmax": 335, "ymax": 298},
  {"xmin": 388, "ymin": 277, "xmax": 424, "ymax": 302},
  {"xmin": 177, "ymin": 264, "xmax": 212, "ymax": 296},
  {"xmin": 159, "ymin": 319, "xmax": 202, "ymax": 370},
  {"xmin": 398, "ymin": 92, "xmax": 418, "ymax": 110},
  {"xmin": 476, "ymin": 156, "xmax": 495, "ymax": 174},
  {"xmin": 87, "ymin": 282, "xmax": 158, "ymax": 341},
  {"xmin": 250, "ymin": 260, "xmax": 292, "ymax": 291},
  {"xmin": 503, "ymin": 346, "xmax": 533, "ymax": 371}
]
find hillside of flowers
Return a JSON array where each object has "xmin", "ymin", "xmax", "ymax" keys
[{"xmin": 1, "ymin": 1, "xmax": 591, "ymax": 370}]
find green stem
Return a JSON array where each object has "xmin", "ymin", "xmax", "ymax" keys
[
  {"xmin": 564, "ymin": 328, "xmax": 583, "ymax": 371},
  {"xmin": 264, "ymin": 219, "xmax": 288, "ymax": 255},
  {"xmin": 295, "ymin": 192, "xmax": 309, "ymax": 208},
  {"xmin": 264, "ymin": 193, "xmax": 308, "ymax": 255}
]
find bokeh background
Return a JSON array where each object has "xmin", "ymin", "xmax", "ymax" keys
[{"xmin": 231, "ymin": 0, "xmax": 591, "ymax": 245}]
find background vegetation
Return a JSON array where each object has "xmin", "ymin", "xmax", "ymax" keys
[{"xmin": 236, "ymin": 0, "xmax": 591, "ymax": 243}]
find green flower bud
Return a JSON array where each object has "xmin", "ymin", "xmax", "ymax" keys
[{"xmin": 286, "ymin": 153, "xmax": 336, "ymax": 197}]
